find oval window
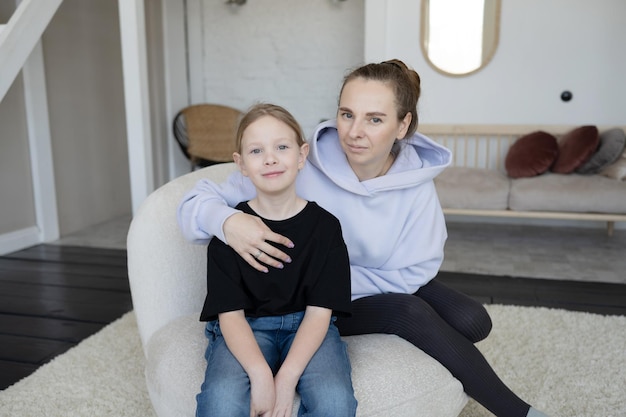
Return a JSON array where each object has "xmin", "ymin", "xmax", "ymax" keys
[{"xmin": 421, "ymin": 0, "xmax": 500, "ymax": 76}]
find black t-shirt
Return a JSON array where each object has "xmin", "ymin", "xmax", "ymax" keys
[{"xmin": 199, "ymin": 201, "xmax": 352, "ymax": 321}]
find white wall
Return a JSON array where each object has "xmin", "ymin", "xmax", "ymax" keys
[
  {"xmin": 0, "ymin": 76, "xmax": 36, "ymax": 234},
  {"xmin": 366, "ymin": 0, "xmax": 626, "ymax": 126},
  {"xmin": 0, "ymin": 4, "xmax": 41, "ymax": 253},
  {"xmin": 190, "ymin": 0, "xmax": 626, "ymax": 128},
  {"xmin": 0, "ymin": 0, "xmax": 170, "ymax": 254},
  {"xmin": 42, "ymin": 0, "xmax": 131, "ymax": 236},
  {"xmin": 188, "ymin": 0, "xmax": 365, "ymax": 139}
]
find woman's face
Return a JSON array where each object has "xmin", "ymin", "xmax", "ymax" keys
[{"xmin": 336, "ymin": 78, "xmax": 411, "ymax": 181}]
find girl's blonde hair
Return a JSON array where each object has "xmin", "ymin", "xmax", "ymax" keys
[{"xmin": 235, "ymin": 103, "xmax": 305, "ymax": 152}]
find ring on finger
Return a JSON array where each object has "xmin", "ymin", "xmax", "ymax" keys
[{"xmin": 253, "ymin": 249, "xmax": 262, "ymax": 259}]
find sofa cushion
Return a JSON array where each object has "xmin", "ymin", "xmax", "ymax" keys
[
  {"xmin": 576, "ymin": 128, "xmax": 626, "ymax": 175},
  {"xmin": 509, "ymin": 173, "xmax": 626, "ymax": 213},
  {"xmin": 600, "ymin": 150, "xmax": 626, "ymax": 181},
  {"xmin": 435, "ymin": 167, "xmax": 510, "ymax": 210},
  {"xmin": 145, "ymin": 314, "xmax": 468, "ymax": 417},
  {"xmin": 505, "ymin": 131, "xmax": 559, "ymax": 178},
  {"xmin": 551, "ymin": 125, "xmax": 600, "ymax": 174}
]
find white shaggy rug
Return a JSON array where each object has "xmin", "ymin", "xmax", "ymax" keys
[{"xmin": 0, "ymin": 305, "xmax": 624, "ymax": 417}]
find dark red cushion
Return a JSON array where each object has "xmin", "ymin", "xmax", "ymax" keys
[
  {"xmin": 505, "ymin": 131, "xmax": 559, "ymax": 178},
  {"xmin": 551, "ymin": 126, "xmax": 600, "ymax": 174}
]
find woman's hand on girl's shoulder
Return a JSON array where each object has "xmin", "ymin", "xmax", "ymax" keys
[{"xmin": 224, "ymin": 212, "xmax": 294, "ymax": 272}]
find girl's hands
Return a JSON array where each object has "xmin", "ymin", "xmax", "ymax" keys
[
  {"xmin": 249, "ymin": 369, "xmax": 275, "ymax": 417},
  {"xmin": 223, "ymin": 213, "xmax": 294, "ymax": 272},
  {"xmin": 250, "ymin": 370, "xmax": 297, "ymax": 417},
  {"xmin": 271, "ymin": 372, "xmax": 298, "ymax": 417}
]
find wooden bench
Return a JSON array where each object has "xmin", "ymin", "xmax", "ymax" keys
[{"xmin": 420, "ymin": 124, "xmax": 626, "ymax": 236}]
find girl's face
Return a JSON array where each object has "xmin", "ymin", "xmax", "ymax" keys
[
  {"xmin": 233, "ymin": 115, "xmax": 308, "ymax": 196},
  {"xmin": 336, "ymin": 78, "xmax": 411, "ymax": 181}
]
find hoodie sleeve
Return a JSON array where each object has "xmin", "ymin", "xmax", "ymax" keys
[{"xmin": 176, "ymin": 171, "xmax": 256, "ymax": 244}]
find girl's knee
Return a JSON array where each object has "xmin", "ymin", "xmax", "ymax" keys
[
  {"xmin": 196, "ymin": 377, "xmax": 249, "ymax": 416},
  {"xmin": 301, "ymin": 383, "xmax": 357, "ymax": 416},
  {"xmin": 196, "ymin": 392, "xmax": 248, "ymax": 417}
]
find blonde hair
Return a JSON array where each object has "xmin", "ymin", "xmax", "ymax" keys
[{"xmin": 235, "ymin": 103, "xmax": 305, "ymax": 152}]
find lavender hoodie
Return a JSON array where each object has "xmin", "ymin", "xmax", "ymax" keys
[{"xmin": 177, "ymin": 119, "xmax": 451, "ymax": 300}]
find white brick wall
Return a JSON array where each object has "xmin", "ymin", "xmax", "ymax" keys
[{"xmin": 190, "ymin": 0, "xmax": 364, "ymax": 136}]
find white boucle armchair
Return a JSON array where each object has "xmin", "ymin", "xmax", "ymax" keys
[{"xmin": 126, "ymin": 163, "xmax": 468, "ymax": 417}]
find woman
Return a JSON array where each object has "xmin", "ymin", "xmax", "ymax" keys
[{"xmin": 178, "ymin": 59, "xmax": 548, "ymax": 417}]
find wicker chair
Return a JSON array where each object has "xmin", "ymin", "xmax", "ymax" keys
[{"xmin": 173, "ymin": 104, "xmax": 243, "ymax": 170}]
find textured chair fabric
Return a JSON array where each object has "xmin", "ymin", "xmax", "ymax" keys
[{"xmin": 127, "ymin": 163, "xmax": 468, "ymax": 417}]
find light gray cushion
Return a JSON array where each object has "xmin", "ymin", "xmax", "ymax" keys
[
  {"xmin": 435, "ymin": 167, "xmax": 510, "ymax": 210},
  {"xmin": 600, "ymin": 150, "xmax": 626, "ymax": 181},
  {"xmin": 509, "ymin": 173, "xmax": 626, "ymax": 213},
  {"xmin": 145, "ymin": 315, "xmax": 468, "ymax": 417},
  {"xmin": 576, "ymin": 128, "xmax": 626, "ymax": 175}
]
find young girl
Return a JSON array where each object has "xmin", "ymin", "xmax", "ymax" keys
[
  {"xmin": 194, "ymin": 103, "xmax": 357, "ymax": 417},
  {"xmin": 179, "ymin": 61, "xmax": 549, "ymax": 417}
]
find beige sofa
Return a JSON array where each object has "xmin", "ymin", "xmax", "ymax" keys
[
  {"xmin": 423, "ymin": 125, "xmax": 626, "ymax": 235},
  {"xmin": 127, "ymin": 163, "xmax": 468, "ymax": 417}
]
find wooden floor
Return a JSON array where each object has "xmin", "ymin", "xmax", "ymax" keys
[
  {"xmin": 436, "ymin": 271, "xmax": 626, "ymax": 316},
  {"xmin": 1, "ymin": 244, "xmax": 625, "ymax": 391},
  {"xmin": 0, "ymin": 245, "xmax": 132, "ymax": 390}
]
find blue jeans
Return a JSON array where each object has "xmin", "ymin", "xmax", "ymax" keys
[{"xmin": 196, "ymin": 311, "xmax": 357, "ymax": 417}]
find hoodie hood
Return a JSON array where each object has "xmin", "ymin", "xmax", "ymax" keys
[{"xmin": 307, "ymin": 119, "xmax": 451, "ymax": 196}]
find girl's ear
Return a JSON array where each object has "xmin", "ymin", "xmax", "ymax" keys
[
  {"xmin": 298, "ymin": 143, "xmax": 309, "ymax": 169},
  {"xmin": 397, "ymin": 112, "xmax": 412, "ymax": 140},
  {"xmin": 233, "ymin": 152, "xmax": 248, "ymax": 177}
]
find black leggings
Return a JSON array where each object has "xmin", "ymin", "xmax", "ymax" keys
[{"xmin": 335, "ymin": 279, "xmax": 530, "ymax": 417}]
